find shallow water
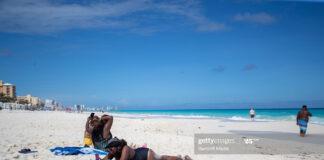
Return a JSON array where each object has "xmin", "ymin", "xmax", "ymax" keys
[{"xmin": 98, "ymin": 108, "xmax": 324, "ymax": 125}]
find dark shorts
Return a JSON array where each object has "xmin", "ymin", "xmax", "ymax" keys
[
  {"xmin": 131, "ymin": 148, "xmax": 149, "ymax": 160},
  {"xmin": 251, "ymin": 115, "xmax": 255, "ymax": 118}
]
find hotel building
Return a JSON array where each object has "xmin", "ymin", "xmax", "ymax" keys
[
  {"xmin": 0, "ymin": 80, "xmax": 16, "ymax": 98},
  {"xmin": 17, "ymin": 94, "xmax": 42, "ymax": 106}
]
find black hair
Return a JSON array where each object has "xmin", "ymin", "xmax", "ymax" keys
[
  {"xmin": 92, "ymin": 115, "xmax": 111, "ymax": 142},
  {"xmin": 302, "ymin": 105, "xmax": 308, "ymax": 110},
  {"xmin": 106, "ymin": 139, "xmax": 127, "ymax": 159},
  {"xmin": 91, "ymin": 121, "xmax": 105, "ymax": 142}
]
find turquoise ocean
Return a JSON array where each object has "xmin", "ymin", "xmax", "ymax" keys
[{"xmin": 103, "ymin": 109, "xmax": 324, "ymax": 125}]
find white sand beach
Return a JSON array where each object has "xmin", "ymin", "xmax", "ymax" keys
[{"xmin": 1, "ymin": 110, "xmax": 324, "ymax": 160}]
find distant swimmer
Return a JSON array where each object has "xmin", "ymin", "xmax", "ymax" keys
[
  {"xmin": 250, "ymin": 108, "xmax": 255, "ymax": 121},
  {"xmin": 297, "ymin": 105, "xmax": 312, "ymax": 137}
]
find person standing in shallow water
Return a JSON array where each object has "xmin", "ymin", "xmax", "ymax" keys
[
  {"xmin": 296, "ymin": 105, "xmax": 312, "ymax": 137},
  {"xmin": 249, "ymin": 108, "xmax": 255, "ymax": 121}
]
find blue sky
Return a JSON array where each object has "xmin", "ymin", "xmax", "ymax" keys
[{"xmin": 0, "ymin": 0, "xmax": 324, "ymax": 109}]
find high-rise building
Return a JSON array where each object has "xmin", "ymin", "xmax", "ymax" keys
[
  {"xmin": 0, "ymin": 80, "xmax": 16, "ymax": 98},
  {"xmin": 45, "ymin": 99, "xmax": 56, "ymax": 108},
  {"xmin": 74, "ymin": 104, "xmax": 85, "ymax": 111},
  {"xmin": 57, "ymin": 104, "xmax": 64, "ymax": 110},
  {"xmin": 17, "ymin": 94, "xmax": 42, "ymax": 106}
]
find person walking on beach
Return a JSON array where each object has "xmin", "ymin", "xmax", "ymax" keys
[
  {"xmin": 100, "ymin": 137, "xmax": 192, "ymax": 160},
  {"xmin": 85, "ymin": 114, "xmax": 113, "ymax": 151},
  {"xmin": 249, "ymin": 108, "xmax": 255, "ymax": 121},
  {"xmin": 296, "ymin": 105, "xmax": 312, "ymax": 137}
]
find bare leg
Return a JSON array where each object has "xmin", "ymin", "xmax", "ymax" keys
[
  {"xmin": 148, "ymin": 149, "xmax": 191, "ymax": 160},
  {"xmin": 300, "ymin": 130, "xmax": 306, "ymax": 137}
]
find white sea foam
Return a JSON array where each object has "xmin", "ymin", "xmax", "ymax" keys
[{"xmin": 100, "ymin": 111, "xmax": 324, "ymax": 125}]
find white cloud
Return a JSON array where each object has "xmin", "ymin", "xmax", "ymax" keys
[
  {"xmin": 109, "ymin": 98, "xmax": 129, "ymax": 105},
  {"xmin": 242, "ymin": 64, "xmax": 256, "ymax": 71},
  {"xmin": 233, "ymin": 12, "xmax": 276, "ymax": 24},
  {"xmin": 0, "ymin": 0, "xmax": 226, "ymax": 34},
  {"xmin": 0, "ymin": 49, "xmax": 18, "ymax": 56},
  {"xmin": 197, "ymin": 21, "xmax": 226, "ymax": 32},
  {"xmin": 212, "ymin": 66, "xmax": 225, "ymax": 72}
]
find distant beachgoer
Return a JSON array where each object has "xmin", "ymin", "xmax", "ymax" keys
[
  {"xmin": 100, "ymin": 137, "xmax": 192, "ymax": 160},
  {"xmin": 296, "ymin": 105, "xmax": 312, "ymax": 137},
  {"xmin": 249, "ymin": 108, "xmax": 255, "ymax": 121},
  {"xmin": 86, "ymin": 114, "xmax": 113, "ymax": 151}
]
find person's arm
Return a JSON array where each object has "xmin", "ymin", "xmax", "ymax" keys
[
  {"xmin": 119, "ymin": 146, "xmax": 131, "ymax": 160},
  {"xmin": 296, "ymin": 112, "xmax": 300, "ymax": 125},
  {"xmin": 85, "ymin": 117, "xmax": 93, "ymax": 133},
  {"xmin": 100, "ymin": 152, "xmax": 114, "ymax": 160},
  {"xmin": 102, "ymin": 115, "xmax": 113, "ymax": 139},
  {"xmin": 308, "ymin": 111, "xmax": 312, "ymax": 117}
]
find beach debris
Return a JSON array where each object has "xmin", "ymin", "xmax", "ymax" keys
[
  {"xmin": 178, "ymin": 155, "xmax": 192, "ymax": 160},
  {"xmin": 18, "ymin": 148, "xmax": 37, "ymax": 154}
]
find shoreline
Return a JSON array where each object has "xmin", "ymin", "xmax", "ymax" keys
[{"xmin": 83, "ymin": 110, "xmax": 324, "ymax": 125}]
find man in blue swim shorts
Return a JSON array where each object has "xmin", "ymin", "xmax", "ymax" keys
[{"xmin": 296, "ymin": 105, "xmax": 312, "ymax": 137}]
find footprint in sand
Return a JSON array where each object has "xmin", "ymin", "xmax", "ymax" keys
[{"xmin": 13, "ymin": 154, "xmax": 19, "ymax": 159}]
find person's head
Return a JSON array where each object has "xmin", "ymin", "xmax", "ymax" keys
[
  {"xmin": 302, "ymin": 105, "xmax": 308, "ymax": 111},
  {"xmin": 90, "ymin": 116, "xmax": 101, "ymax": 128},
  {"xmin": 105, "ymin": 137, "xmax": 127, "ymax": 158}
]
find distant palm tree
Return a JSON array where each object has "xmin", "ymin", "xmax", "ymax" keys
[
  {"xmin": 0, "ymin": 93, "xmax": 16, "ymax": 103},
  {"xmin": 0, "ymin": 93, "xmax": 7, "ymax": 102}
]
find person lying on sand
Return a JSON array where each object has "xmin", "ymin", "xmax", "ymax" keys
[
  {"xmin": 86, "ymin": 114, "xmax": 113, "ymax": 151},
  {"xmin": 100, "ymin": 137, "xmax": 192, "ymax": 160}
]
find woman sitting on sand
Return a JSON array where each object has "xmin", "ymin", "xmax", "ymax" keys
[
  {"xmin": 85, "ymin": 114, "xmax": 113, "ymax": 151},
  {"xmin": 100, "ymin": 137, "xmax": 192, "ymax": 160}
]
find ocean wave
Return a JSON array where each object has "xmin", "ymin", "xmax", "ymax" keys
[
  {"xmin": 106, "ymin": 111, "xmax": 324, "ymax": 125},
  {"xmin": 226, "ymin": 116, "xmax": 275, "ymax": 122}
]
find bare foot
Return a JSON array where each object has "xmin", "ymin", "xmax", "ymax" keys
[{"xmin": 184, "ymin": 155, "xmax": 192, "ymax": 160}]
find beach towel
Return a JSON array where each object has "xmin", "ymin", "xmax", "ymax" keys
[
  {"xmin": 50, "ymin": 147, "xmax": 108, "ymax": 156},
  {"xmin": 298, "ymin": 120, "xmax": 308, "ymax": 131}
]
